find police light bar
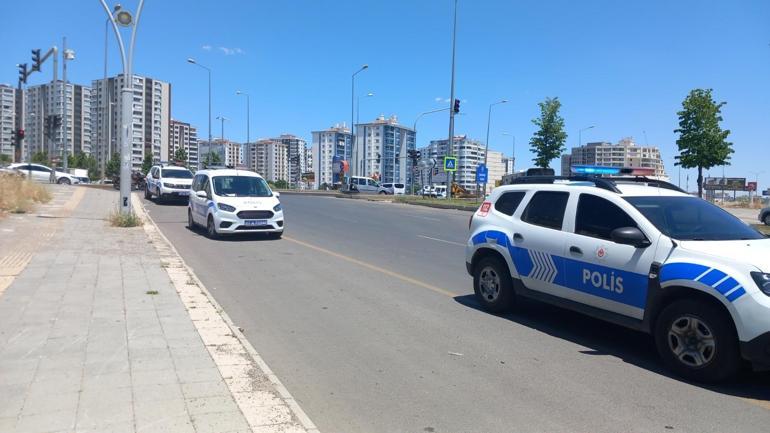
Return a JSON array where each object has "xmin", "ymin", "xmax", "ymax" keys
[{"xmin": 571, "ymin": 165, "xmax": 655, "ymax": 176}]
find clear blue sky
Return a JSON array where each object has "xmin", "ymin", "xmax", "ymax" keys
[{"xmin": 2, "ymin": 0, "xmax": 768, "ymax": 190}]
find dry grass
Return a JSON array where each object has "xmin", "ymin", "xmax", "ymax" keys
[
  {"xmin": 0, "ymin": 174, "xmax": 52, "ymax": 215},
  {"xmin": 108, "ymin": 210, "xmax": 143, "ymax": 227}
]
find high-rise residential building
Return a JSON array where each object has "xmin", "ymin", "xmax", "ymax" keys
[
  {"xmin": 0, "ymin": 84, "xmax": 21, "ymax": 161},
  {"xmin": 169, "ymin": 119, "xmax": 198, "ymax": 168},
  {"xmin": 91, "ymin": 74, "xmax": 170, "ymax": 171},
  {"xmin": 23, "ymin": 81, "xmax": 92, "ymax": 160},
  {"xmin": 246, "ymin": 139, "xmax": 289, "ymax": 182},
  {"xmin": 277, "ymin": 134, "xmax": 308, "ymax": 187},
  {"xmin": 311, "ymin": 124, "xmax": 352, "ymax": 188},
  {"xmin": 419, "ymin": 135, "xmax": 485, "ymax": 192},
  {"xmin": 485, "ymin": 150, "xmax": 506, "ymax": 193},
  {"xmin": 353, "ymin": 115, "xmax": 416, "ymax": 184},
  {"xmin": 502, "ymin": 156, "xmax": 515, "ymax": 175},
  {"xmin": 560, "ymin": 137, "xmax": 667, "ymax": 178},
  {"xmin": 223, "ymin": 140, "xmax": 242, "ymax": 168}
]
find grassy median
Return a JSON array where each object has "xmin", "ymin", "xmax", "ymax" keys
[
  {"xmin": 394, "ymin": 195, "xmax": 481, "ymax": 211},
  {"xmin": 0, "ymin": 174, "xmax": 52, "ymax": 215}
]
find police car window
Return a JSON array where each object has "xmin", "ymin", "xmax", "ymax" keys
[
  {"xmin": 625, "ymin": 196, "xmax": 764, "ymax": 241},
  {"xmin": 203, "ymin": 178, "xmax": 212, "ymax": 197},
  {"xmin": 494, "ymin": 191, "xmax": 526, "ymax": 216},
  {"xmin": 576, "ymin": 194, "xmax": 638, "ymax": 240},
  {"xmin": 521, "ymin": 191, "xmax": 569, "ymax": 230}
]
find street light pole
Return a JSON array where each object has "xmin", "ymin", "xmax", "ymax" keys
[
  {"xmin": 412, "ymin": 107, "xmax": 450, "ymax": 195},
  {"xmin": 100, "ymin": 0, "xmax": 145, "ymax": 214},
  {"xmin": 351, "ymin": 65, "xmax": 368, "ymax": 180},
  {"xmin": 216, "ymin": 116, "xmax": 229, "ymax": 141},
  {"xmin": 481, "ymin": 99, "xmax": 507, "ymax": 195},
  {"xmin": 579, "ymin": 125, "xmax": 595, "ymax": 147},
  {"xmin": 236, "ymin": 91, "xmax": 250, "ymax": 146},
  {"xmin": 446, "ymin": 0, "xmax": 458, "ymax": 200},
  {"xmin": 187, "ymin": 58, "xmax": 212, "ymax": 150},
  {"xmin": 502, "ymin": 132, "xmax": 515, "ymax": 173}
]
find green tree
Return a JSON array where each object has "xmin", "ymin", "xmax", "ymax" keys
[
  {"xmin": 202, "ymin": 151, "xmax": 222, "ymax": 167},
  {"xmin": 106, "ymin": 153, "xmax": 121, "ymax": 178},
  {"xmin": 31, "ymin": 151, "xmax": 49, "ymax": 165},
  {"xmin": 83, "ymin": 154, "xmax": 99, "ymax": 180},
  {"xmin": 529, "ymin": 97, "xmax": 567, "ymax": 168},
  {"xmin": 141, "ymin": 153, "xmax": 154, "ymax": 175},
  {"xmin": 273, "ymin": 179, "xmax": 289, "ymax": 189},
  {"xmin": 174, "ymin": 147, "xmax": 189, "ymax": 166},
  {"xmin": 0, "ymin": 154, "xmax": 11, "ymax": 164},
  {"xmin": 674, "ymin": 88, "xmax": 733, "ymax": 198}
]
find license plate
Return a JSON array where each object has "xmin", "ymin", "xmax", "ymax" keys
[
  {"xmin": 177, "ymin": 191, "xmax": 189, "ymax": 196},
  {"xmin": 245, "ymin": 219, "xmax": 268, "ymax": 226}
]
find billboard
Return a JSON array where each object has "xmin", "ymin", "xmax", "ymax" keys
[{"xmin": 703, "ymin": 177, "xmax": 746, "ymax": 191}]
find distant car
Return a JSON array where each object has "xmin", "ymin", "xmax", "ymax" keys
[
  {"xmin": 349, "ymin": 176, "xmax": 381, "ymax": 194},
  {"xmin": 188, "ymin": 168, "xmax": 284, "ymax": 239},
  {"xmin": 7, "ymin": 163, "xmax": 80, "ymax": 185},
  {"xmin": 144, "ymin": 164, "xmax": 193, "ymax": 203},
  {"xmin": 380, "ymin": 183, "xmax": 406, "ymax": 195},
  {"xmin": 434, "ymin": 185, "xmax": 447, "ymax": 198},
  {"xmin": 760, "ymin": 207, "xmax": 770, "ymax": 226}
]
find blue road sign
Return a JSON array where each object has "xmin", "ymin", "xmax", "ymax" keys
[
  {"xmin": 476, "ymin": 164, "xmax": 488, "ymax": 183},
  {"xmin": 444, "ymin": 157, "xmax": 457, "ymax": 172}
]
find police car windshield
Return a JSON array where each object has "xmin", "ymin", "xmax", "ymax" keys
[
  {"xmin": 625, "ymin": 196, "xmax": 764, "ymax": 241},
  {"xmin": 162, "ymin": 168, "xmax": 192, "ymax": 179},
  {"xmin": 213, "ymin": 176, "xmax": 272, "ymax": 197}
]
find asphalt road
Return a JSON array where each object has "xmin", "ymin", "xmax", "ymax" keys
[{"xmin": 143, "ymin": 194, "xmax": 770, "ymax": 433}]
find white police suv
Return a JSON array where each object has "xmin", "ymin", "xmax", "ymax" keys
[
  {"xmin": 187, "ymin": 169, "xmax": 284, "ymax": 239},
  {"xmin": 145, "ymin": 164, "xmax": 194, "ymax": 202},
  {"xmin": 466, "ymin": 167, "xmax": 770, "ymax": 382}
]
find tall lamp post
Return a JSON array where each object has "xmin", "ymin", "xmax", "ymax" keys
[
  {"xmin": 235, "ymin": 91, "xmax": 250, "ymax": 146},
  {"xmin": 748, "ymin": 170, "xmax": 765, "ymax": 205},
  {"xmin": 357, "ymin": 92, "xmax": 373, "ymax": 175},
  {"xmin": 413, "ymin": 107, "xmax": 449, "ymax": 194},
  {"xmin": 578, "ymin": 125, "xmax": 595, "ymax": 147},
  {"xmin": 351, "ymin": 64, "xmax": 368, "ymax": 179},
  {"xmin": 187, "ymin": 58, "xmax": 212, "ymax": 150},
  {"xmin": 61, "ymin": 38, "xmax": 75, "ymax": 171},
  {"xmin": 502, "ymin": 132, "xmax": 515, "ymax": 174},
  {"xmin": 481, "ymin": 99, "xmax": 507, "ymax": 195},
  {"xmin": 100, "ymin": 0, "xmax": 145, "ymax": 214},
  {"xmin": 446, "ymin": 0, "xmax": 459, "ymax": 200},
  {"xmin": 216, "ymin": 116, "xmax": 229, "ymax": 141}
]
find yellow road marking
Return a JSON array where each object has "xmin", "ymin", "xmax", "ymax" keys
[{"xmin": 283, "ymin": 236, "xmax": 457, "ymax": 298}]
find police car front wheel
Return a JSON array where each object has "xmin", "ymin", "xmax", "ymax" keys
[
  {"xmin": 473, "ymin": 256, "xmax": 514, "ymax": 313},
  {"xmin": 654, "ymin": 299, "xmax": 740, "ymax": 383}
]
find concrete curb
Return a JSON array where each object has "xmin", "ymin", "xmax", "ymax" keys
[
  {"xmin": 132, "ymin": 194, "xmax": 320, "ymax": 433},
  {"xmin": 393, "ymin": 200, "xmax": 476, "ymax": 212}
]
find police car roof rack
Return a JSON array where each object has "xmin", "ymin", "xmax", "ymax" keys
[
  {"xmin": 507, "ymin": 175, "xmax": 622, "ymax": 193},
  {"xmin": 609, "ymin": 177, "xmax": 686, "ymax": 193}
]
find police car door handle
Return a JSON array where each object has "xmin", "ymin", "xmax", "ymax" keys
[
  {"xmin": 513, "ymin": 233, "xmax": 524, "ymax": 242},
  {"xmin": 569, "ymin": 246, "xmax": 583, "ymax": 255}
]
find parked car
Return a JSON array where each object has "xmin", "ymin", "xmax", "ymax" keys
[
  {"xmin": 7, "ymin": 163, "xmax": 80, "ymax": 184},
  {"xmin": 760, "ymin": 207, "xmax": 770, "ymax": 226},
  {"xmin": 380, "ymin": 183, "xmax": 406, "ymax": 195},
  {"xmin": 144, "ymin": 164, "xmax": 194, "ymax": 202}
]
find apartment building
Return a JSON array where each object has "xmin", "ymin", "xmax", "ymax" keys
[
  {"xmin": 420, "ymin": 135, "xmax": 485, "ymax": 192},
  {"xmin": 0, "ymin": 84, "xmax": 20, "ymax": 161},
  {"xmin": 353, "ymin": 115, "xmax": 416, "ymax": 184},
  {"xmin": 169, "ymin": 119, "xmax": 198, "ymax": 168},
  {"xmin": 23, "ymin": 81, "xmax": 92, "ymax": 160},
  {"xmin": 311, "ymin": 124, "xmax": 352, "ymax": 188},
  {"xmin": 91, "ymin": 74, "xmax": 170, "ymax": 170},
  {"xmin": 560, "ymin": 137, "xmax": 666, "ymax": 178},
  {"xmin": 246, "ymin": 139, "xmax": 289, "ymax": 182}
]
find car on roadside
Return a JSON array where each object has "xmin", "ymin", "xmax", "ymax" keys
[
  {"xmin": 7, "ymin": 163, "xmax": 80, "ymax": 185},
  {"xmin": 144, "ymin": 164, "xmax": 194, "ymax": 203},
  {"xmin": 188, "ymin": 168, "xmax": 284, "ymax": 239},
  {"xmin": 380, "ymin": 182, "xmax": 406, "ymax": 195},
  {"xmin": 466, "ymin": 167, "xmax": 770, "ymax": 382},
  {"xmin": 349, "ymin": 176, "xmax": 381, "ymax": 194},
  {"xmin": 760, "ymin": 207, "xmax": 770, "ymax": 226}
]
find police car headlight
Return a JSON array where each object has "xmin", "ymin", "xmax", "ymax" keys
[
  {"xmin": 218, "ymin": 203, "xmax": 236, "ymax": 212},
  {"xmin": 751, "ymin": 272, "xmax": 770, "ymax": 296},
  {"xmin": 273, "ymin": 203, "xmax": 282, "ymax": 212}
]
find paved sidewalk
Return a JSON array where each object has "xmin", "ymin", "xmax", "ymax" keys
[{"xmin": 0, "ymin": 187, "xmax": 316, "ymax": 433}]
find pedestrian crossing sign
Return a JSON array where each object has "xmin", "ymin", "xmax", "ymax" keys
[{"xmin": 444, "ymin": 157, "xmax": 457, "ymax": 172}]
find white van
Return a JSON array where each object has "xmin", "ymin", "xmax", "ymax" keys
[
  {"xmin": 381, "ymin": 183, "xmax": 406, "ymax": 195},
  {"xmin": 349, "ymin": 176, "xmax": 381, "ymax": 194}
]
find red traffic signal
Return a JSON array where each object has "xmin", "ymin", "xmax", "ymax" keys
[
  {"xmin": 453, "ymin": 98, "xmax": 460, "ymax": 113},
  {"xmin": 17, "ymin": 129, "xmax": 25, "ymax": 139}
]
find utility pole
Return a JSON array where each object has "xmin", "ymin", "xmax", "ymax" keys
[{"xmin": 446, "ymin": 0, "xmax": 458, "ymax": 200}]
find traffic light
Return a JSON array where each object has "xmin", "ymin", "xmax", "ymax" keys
[
  {"xmin": 17, "ymin": 129, "xmax": 25, "ymax": 140},
  {"xmin": 376, "ymin": 153, "xmax": 381, "ymax": 164},
  {"xmin": 415, "ymin": 150, "xmax": 421, "ymax": 159},
  {"xmin": 18, "ymin": 63, "xmax": 29, "ymax": 85},
  {"xmin": 453, "ymin": 98, "xmax": 460, "ymax": 114},
  {"xmin": 31, "ymin": 49, "xmax": 42, "ymax": 72},
  {"xmin": 395, "ymin": 153, "xmax": 399, "ymax": 162}
]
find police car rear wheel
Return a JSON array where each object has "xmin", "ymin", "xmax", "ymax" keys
[
  {"xmin": 764, "ymin": 214, "xmax": 770, "ymax": 226},
  {"xmin": 654, "ymin": 299, "xmax": 739, "ymax": 382},
  {"xmin": 144, "ymin": 185, "xmax": 151, "ymax": 200},
  {"xmin": 187, "ymin": 209, "xmax": 196, "ymax": 229},
  {"xmin": 473, "ymin": 256, "xmax": 514, "ymax": 313}
]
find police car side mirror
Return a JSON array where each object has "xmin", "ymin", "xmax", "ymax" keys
[
  {"xmin": 153, "ymin": 173, "xmax": 159, "ymax": 179},
  {"xmin": 195, "ymin": 190, "xmax": 208, "ymax": 199},
  {"xmin": 610, "ymin": 227, "xmax": 651, "ymax": 248}
]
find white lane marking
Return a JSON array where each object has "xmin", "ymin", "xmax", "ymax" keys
[
  {"xmin": 417, "ymin": 235, "xmax": 465, "ymax": 246},
  {"xmin": 405, "ymin": 215, "xmax": 442, "ymax": 222}
]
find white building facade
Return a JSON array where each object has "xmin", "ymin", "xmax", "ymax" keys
[
  {"xmin": 420, "ymin": 135, "xmax": 485, "ymax": 192},
  {"xmin": 169, "ymin": 119, "xmax": 198, "ymax": 168},
  {"xmin": 23, "ymin": 81, "xmax": 92, "ymax": 160},
  {"xmin": 560, "ymin": 137, "xmax": 667, "ymax": 178},
  {"xmin": 0, "ymin": 84, "xmax": 20, "ymax": 161},
  {"xmin": 311, "ymin": 124, "xmax": 351, "ymax": 188},
  {"xmin": 353, "ymin": 115, "xmax": 416, "ymax": 184}
]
